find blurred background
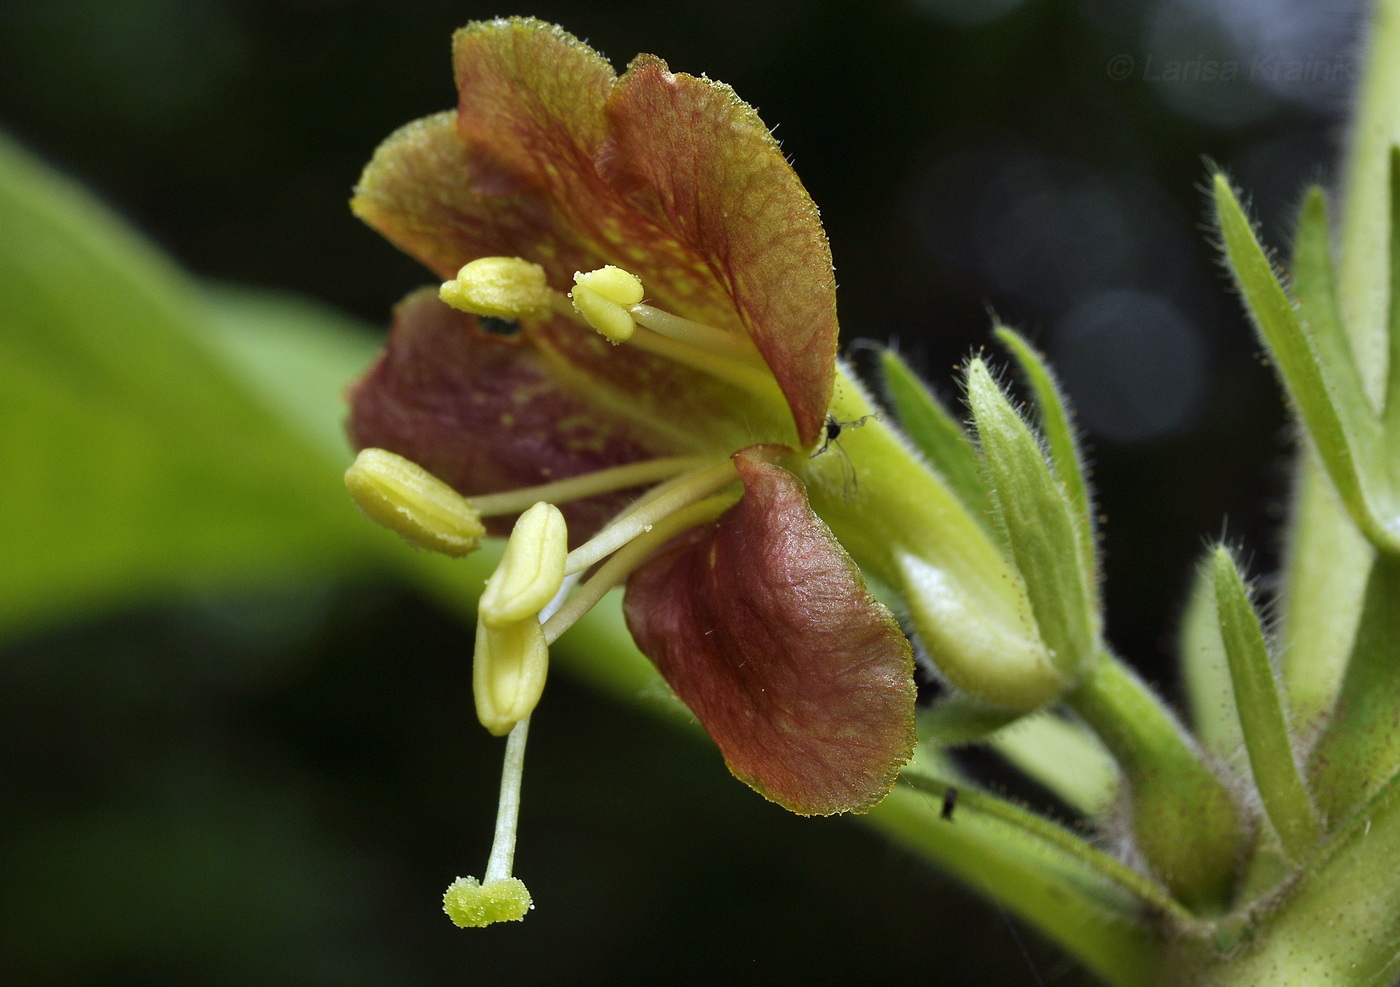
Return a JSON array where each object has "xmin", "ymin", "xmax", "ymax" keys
[{"xmin": 0, "ymin": 0, "xmax": 1369, "ymax": 983}]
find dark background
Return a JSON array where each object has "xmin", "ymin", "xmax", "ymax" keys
[{"xmin": 0, "ymin": 0, "xmax": 1367, "ymax": 983}]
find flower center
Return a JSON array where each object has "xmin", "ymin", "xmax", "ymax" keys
[{"xmin": 439, "ymin": 257, "xmax": 786, "ymax": 410}]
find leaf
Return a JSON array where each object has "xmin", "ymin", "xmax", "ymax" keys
[
  {"xmin": 1212, "ymin": 547, "xmax": 1319, "ymax": 859},
  {"xmin": 877, "ymin": 347, "xmax": 988, "ymax": 521},
  {"xmin": 0, "ymin": 131, "xmax": 376, "ymax": 640},
  {"xmin": 1213, "ymin": 174, "xmax": 1386, "ymax": 545},
  {"xmin": 1179, "ymin": 550, "xmax": 1246, "ymax": 765},
  {"xmin": 1308, "ymin": 553, "xmax": 1400, "ymax": 827}
]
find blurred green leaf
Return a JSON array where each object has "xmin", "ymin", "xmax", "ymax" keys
[{"xmin": 0, "ymin": 131, "xmax": 378, "ymax": 640}]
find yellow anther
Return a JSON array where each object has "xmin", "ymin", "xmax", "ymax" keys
[
  {"xmin": 344, "ymin": 448, "xmax": 485, "ymax": 556},
  {"xmin": 479, "ymin": 502, "xmax": 568, "ymax": 627},
  {"xmin": 443, "ymin": 876, "xmax": 533, "ymax": 927},
  {"xmin": 473, "ymin": 617, "xmax": 549, "ymax": 735},
  {"xmin": 570, "ymin": 266, "xmax": 645, "ymax": 343},
  {"xmin": 440, "ymin": 257, "xmax": 552, "ymax": 320}
]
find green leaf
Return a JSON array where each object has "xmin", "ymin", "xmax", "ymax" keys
[
  {"xmin": 965, "ymin": 358, "xmax": 1098, "ymax": 677},
  {"xmin": 1212, "ymin": 547, "xmax": 1319, "ymax": 860},
  {"xmin": 0, "ymin": 131, "xmax": 375, "ymax": 640},
  {"xmin": 994, "ymin": 326, "xmax": 1096, "ymax": 577},
  {"xmin": 1308, "ymin": 553, "xmax": 1400, "ymax": 827},
  {"xmin": 877, "ymin": 347, "xmax": 988, "ymax": 521},
  {"xmin": 1293, "ymin": 187, "xmax": 1372, "ymax": 430},
  {"xmin": 1213, "ymin": 173, "xmax": 1387, "ymax": 546},
  {"xmin": 1179, "ymin": 550, "xmax": 1247, "ymax": 766},
  {"xmin": 198, "ymin": 284, "xmax": 383, "ymax": 462}
]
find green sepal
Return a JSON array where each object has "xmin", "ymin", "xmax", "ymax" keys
[
  {"xmin": 965, "ymin": 358, "xmax": 1098, "ymax": 678},
  {"xmin": 877, "ymin": 346, "xmax": 989, "ymax": 523},
  {"xmin": 1213, "ymin": 173, "xmax": 1390, "ymax": 548},
  {"xmin": 994, "ymin": 326, "xmax": 1096, "ymax": 578},
  {"xmin": 1211, "ymin": 547, "xmax": 1319, "ymax": 860},
  {"xmin": 1308, "ymin": 553, "xmax": 1400, "ymax": 827}
]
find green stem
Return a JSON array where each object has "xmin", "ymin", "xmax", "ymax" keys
[
  {"xmin": 1067, "ymin": 656, "xmax": 1251, "ymax": 912},
  {"xmin": 872, "ymin": 776, "xmax": 1177, "ymax": 987}
]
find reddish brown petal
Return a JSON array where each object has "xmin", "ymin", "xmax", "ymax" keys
[
  {"xmin": 600, "ymin": 57, "xmax": 839, "ymax": 446},
  {"xmin": 623, "ymin": 451, "xmax": 916, "ymax": 815},
  {"xmin": 453, "ymin": 18, "xmax": 615, "ymax": 197},
  {"xmin": 450, "ymin": 22, "xmax": 836, "ymax": 445},
  {"xmin": 346, "ymin": 289, "xmax": 673, "ymax": 544}
]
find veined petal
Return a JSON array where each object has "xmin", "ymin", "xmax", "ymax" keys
[
  {"xmin": 622, "ymin": 450, "xmax": 916, "ymax": 815},
  {"xmin": 346, "ymin": 289, "xmax": 669, "ymax": 544},
  {"xmin": 601, "ymin": 57, "xmax": 838, "ymax": 446},
  {"xmin": 351, "ymin": 111, "xmax": 597, "ymax": 284},
  {"xmin": 453, "ymin": 18, "xmax": 615, "ymax": 197},
  {"xmin": 450, "ymin": 19, "xmax": 836, "ymax": 444}
]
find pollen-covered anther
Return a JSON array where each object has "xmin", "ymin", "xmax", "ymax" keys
[
  {"xmin": 344, "ymin": 448, "xmax": 485, "ymax": 556},
  {"xmin": 570, "ymin": 265, "xmax": 645, "ymax": 343},
  {"xmin": 479, "ymin": 502, "xmax": 568, "ymax": 627},
  {"xmin": 443, "ymin": 875, "xmax": 533, "ymax": 928},
  {"xmin": 474, "ymin": 617, "xmax": 549, "ymax": 735},
  {"xmin": 440, "ymin": 256, "xmax": 553, "ymax": 320}
]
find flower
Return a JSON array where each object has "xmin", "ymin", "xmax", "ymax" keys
[{"xmin": 345, "ymin": 17, "xmax": 917, "ymax": 817}]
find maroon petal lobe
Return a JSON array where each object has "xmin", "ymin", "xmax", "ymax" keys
[
  {"xmin": 623, "ymin": 450, "xmax": 916, "ymax": 815},
  {"xmin": 346, "ymin": 289, "xmax": 673, "ymax": 544},
  {"xmin": 601, "ymin": 57, "xmax": 839, "ymax": 447}
]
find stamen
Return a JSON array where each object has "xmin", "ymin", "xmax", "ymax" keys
[
  {"xmin": 563, "ymin": 459, "xmax": 741, "ymax": 575},
  {"xmin": 571, "ymin": 266, "xmax": 644, "ymax": 342},
  {"xmin": 564, "ymin": 265, "xmax": 784, "ymax": 405},
  {"xmin": 440, "ymin": 257, "xmax": 552, "ymax": 320},
  {"xmin": 543, "ymin": 491, "xmax": 741, "ymax": 645},
  {"xmin": 442, "ymin": 717, "xmax": 534, "ymax": 928},
  {"xmin": 478, "ymin": 502, "xmax": 568, "ymax": 628},
  {"xmin": 344, "ymin": 448, "xmax": 485, "ymax": 556},
  {"xmin": 622, "ymin": 326, "xmax": 787, "ymax": 404},
  {"xmin": 630, "ymin": 303, "xmax": 763, "ymax": 363},
  {"xmin": 473, "ymin": 616, "xmax": 549, "ymax": 735},
  {"xmin": 468, "ymin": 456, "xmax": 710, "ymax": 518}
]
